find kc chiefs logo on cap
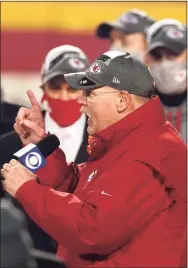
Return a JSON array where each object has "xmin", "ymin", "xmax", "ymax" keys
[
  {"xmin": 68, "ymin": 57, "xmax": 85, "ymax": 69},
  {"xmin": 166, "ymin": 29, "xmax": 184, "ymax": 39},
  {"xmin": 89, "ymin": 62, "xmax": 101, "ymax": 73}
]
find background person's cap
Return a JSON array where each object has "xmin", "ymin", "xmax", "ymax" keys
[
  {"xmin": 147, "ymin": 19, "xmax": 187, "ymax": 55},
  {"xmin": 96, "ymin": 9, "xmax": 155, "ymax": 39},
  {"xmin": 41, "ymin": 45, "xmax": 89, "ymax": 85},
  {"xmin": 64, "ymin": 51, "xmax": 155, "ymax": 98}
]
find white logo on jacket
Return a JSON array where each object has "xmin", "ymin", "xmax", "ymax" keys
[{"xmin": 101, "ymin": 191, "xmax": 112, "ymax": 196}]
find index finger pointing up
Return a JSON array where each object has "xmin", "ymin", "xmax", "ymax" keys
[{"xmin": 27, "ymin": 90, "xmax": 41, "ymax": 112}]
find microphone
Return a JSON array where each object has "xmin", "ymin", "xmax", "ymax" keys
[{"xmin": 1, "ymin": 134, "xmax": 60, "ymax": 179}]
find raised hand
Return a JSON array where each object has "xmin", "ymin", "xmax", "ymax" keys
[{"xmin": 14, "ymin": 90, "xmax": 46, "ymax": 145}]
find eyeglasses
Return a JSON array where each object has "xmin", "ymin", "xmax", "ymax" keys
[{"xmin": 81, "ymin": 90, "xmax": 119, "ymax": 100}]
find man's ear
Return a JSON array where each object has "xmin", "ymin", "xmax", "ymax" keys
[{"xmin": 116, "ymin": 91, "xmax": 131, "ymax": 113}]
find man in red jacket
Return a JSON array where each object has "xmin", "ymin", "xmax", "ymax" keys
[{"xmin": 1, "ymin": 51, "xmax": 186, "ymax": 267}]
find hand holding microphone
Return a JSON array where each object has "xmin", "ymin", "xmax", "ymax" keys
[
  {"xmin": 1, "ymin": 90, "xmax": 60, "ymax": 196},
  {"xmin": 1, "ymin": 159, "xmax": 37, "ymax": 197},
  {"xmin": 1, "ymin": 134, "xmax": 60, "ymax": 197}
]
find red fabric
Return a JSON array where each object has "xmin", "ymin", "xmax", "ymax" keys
[
  {"xmin": 16, "ymin": 97, "xmax": 187, "ymax": 267},
  {"xmin": 41, "ymin": 93, "xmax": 82, "ymax": 127},
  {"xmin": 87, "ymin": 135, "xmax": 108, "ymax": 160}
]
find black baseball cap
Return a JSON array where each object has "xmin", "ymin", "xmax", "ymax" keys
[
  {"xmin": 64, "ymin": 51, "xmax": 155, "ymax": 98},
  {"xmin": 147, "ymin": 19, "xmax": 187, "ymax": 55},
  {"xmin": 96, "ymin": 9, "xmax": 155, "ymax": 39}
]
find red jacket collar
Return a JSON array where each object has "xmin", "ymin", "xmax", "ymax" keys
[{"xmin": 87, "ymin": 97, "xmax": 165, "ymax": 160}]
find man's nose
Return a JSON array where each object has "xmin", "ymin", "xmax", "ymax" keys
[{"xmin": 60, "ymin": 89, "xmax": 70, "ymax": 100}]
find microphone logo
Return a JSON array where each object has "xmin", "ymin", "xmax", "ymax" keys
[
  {"xmin": 14, "ymin": 144, "xmax": 47, "ymax": 172},
  {"xmin": 25, "ymin": 152, "xmax": 42, "ymax": 169}
]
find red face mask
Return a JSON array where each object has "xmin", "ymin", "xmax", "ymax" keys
[{"xmin": 41, "ymin": 93, "xmax": 82, "ymax": 127}]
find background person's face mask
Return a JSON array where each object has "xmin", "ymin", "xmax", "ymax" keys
[
  {"xmin": 41, "ymin": 93, "xmax": 82, "ymax": 127},
  {"xmin": 150, "ymin": 60, "xmax": 187, "ymax": 95}
]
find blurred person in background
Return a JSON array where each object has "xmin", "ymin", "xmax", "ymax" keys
[
  {"xmin": 96, "ymin": 9, "xmax": 155, "ymax": 63},
  {"xmin": 1, "ymin": 45, "xmax": 90, "ymax": 166},
  {"xmin": 0, "ymin": 44, "xmax": 90, "ymax": 255},
  {"xmin": 40, "ymin": 45, "xmax": 89, "ymax": 163},
  {"xmin": 147, "ymin": 19, "xmax": 187, "ymax": 143},
  {"xmin": 0, "ymin": 87, "xmax": 22, "ymax": 135}
]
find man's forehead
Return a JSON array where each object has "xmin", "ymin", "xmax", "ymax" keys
[
  {"xmin": 97, "ymin": 85, "xmax": 115, "ymax": 91},
  {"xmin": 85, "ymin": 85, "xmax": 115, "ymax": 93}
]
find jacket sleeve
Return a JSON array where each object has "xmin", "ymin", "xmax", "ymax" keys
[
  {"xmin": 36, "ymin": 148, "xmax": 79, "ymax": 193},
  {"xmin": 15, "ymin": 159, "xmax": 168, "ymax": 255}
]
